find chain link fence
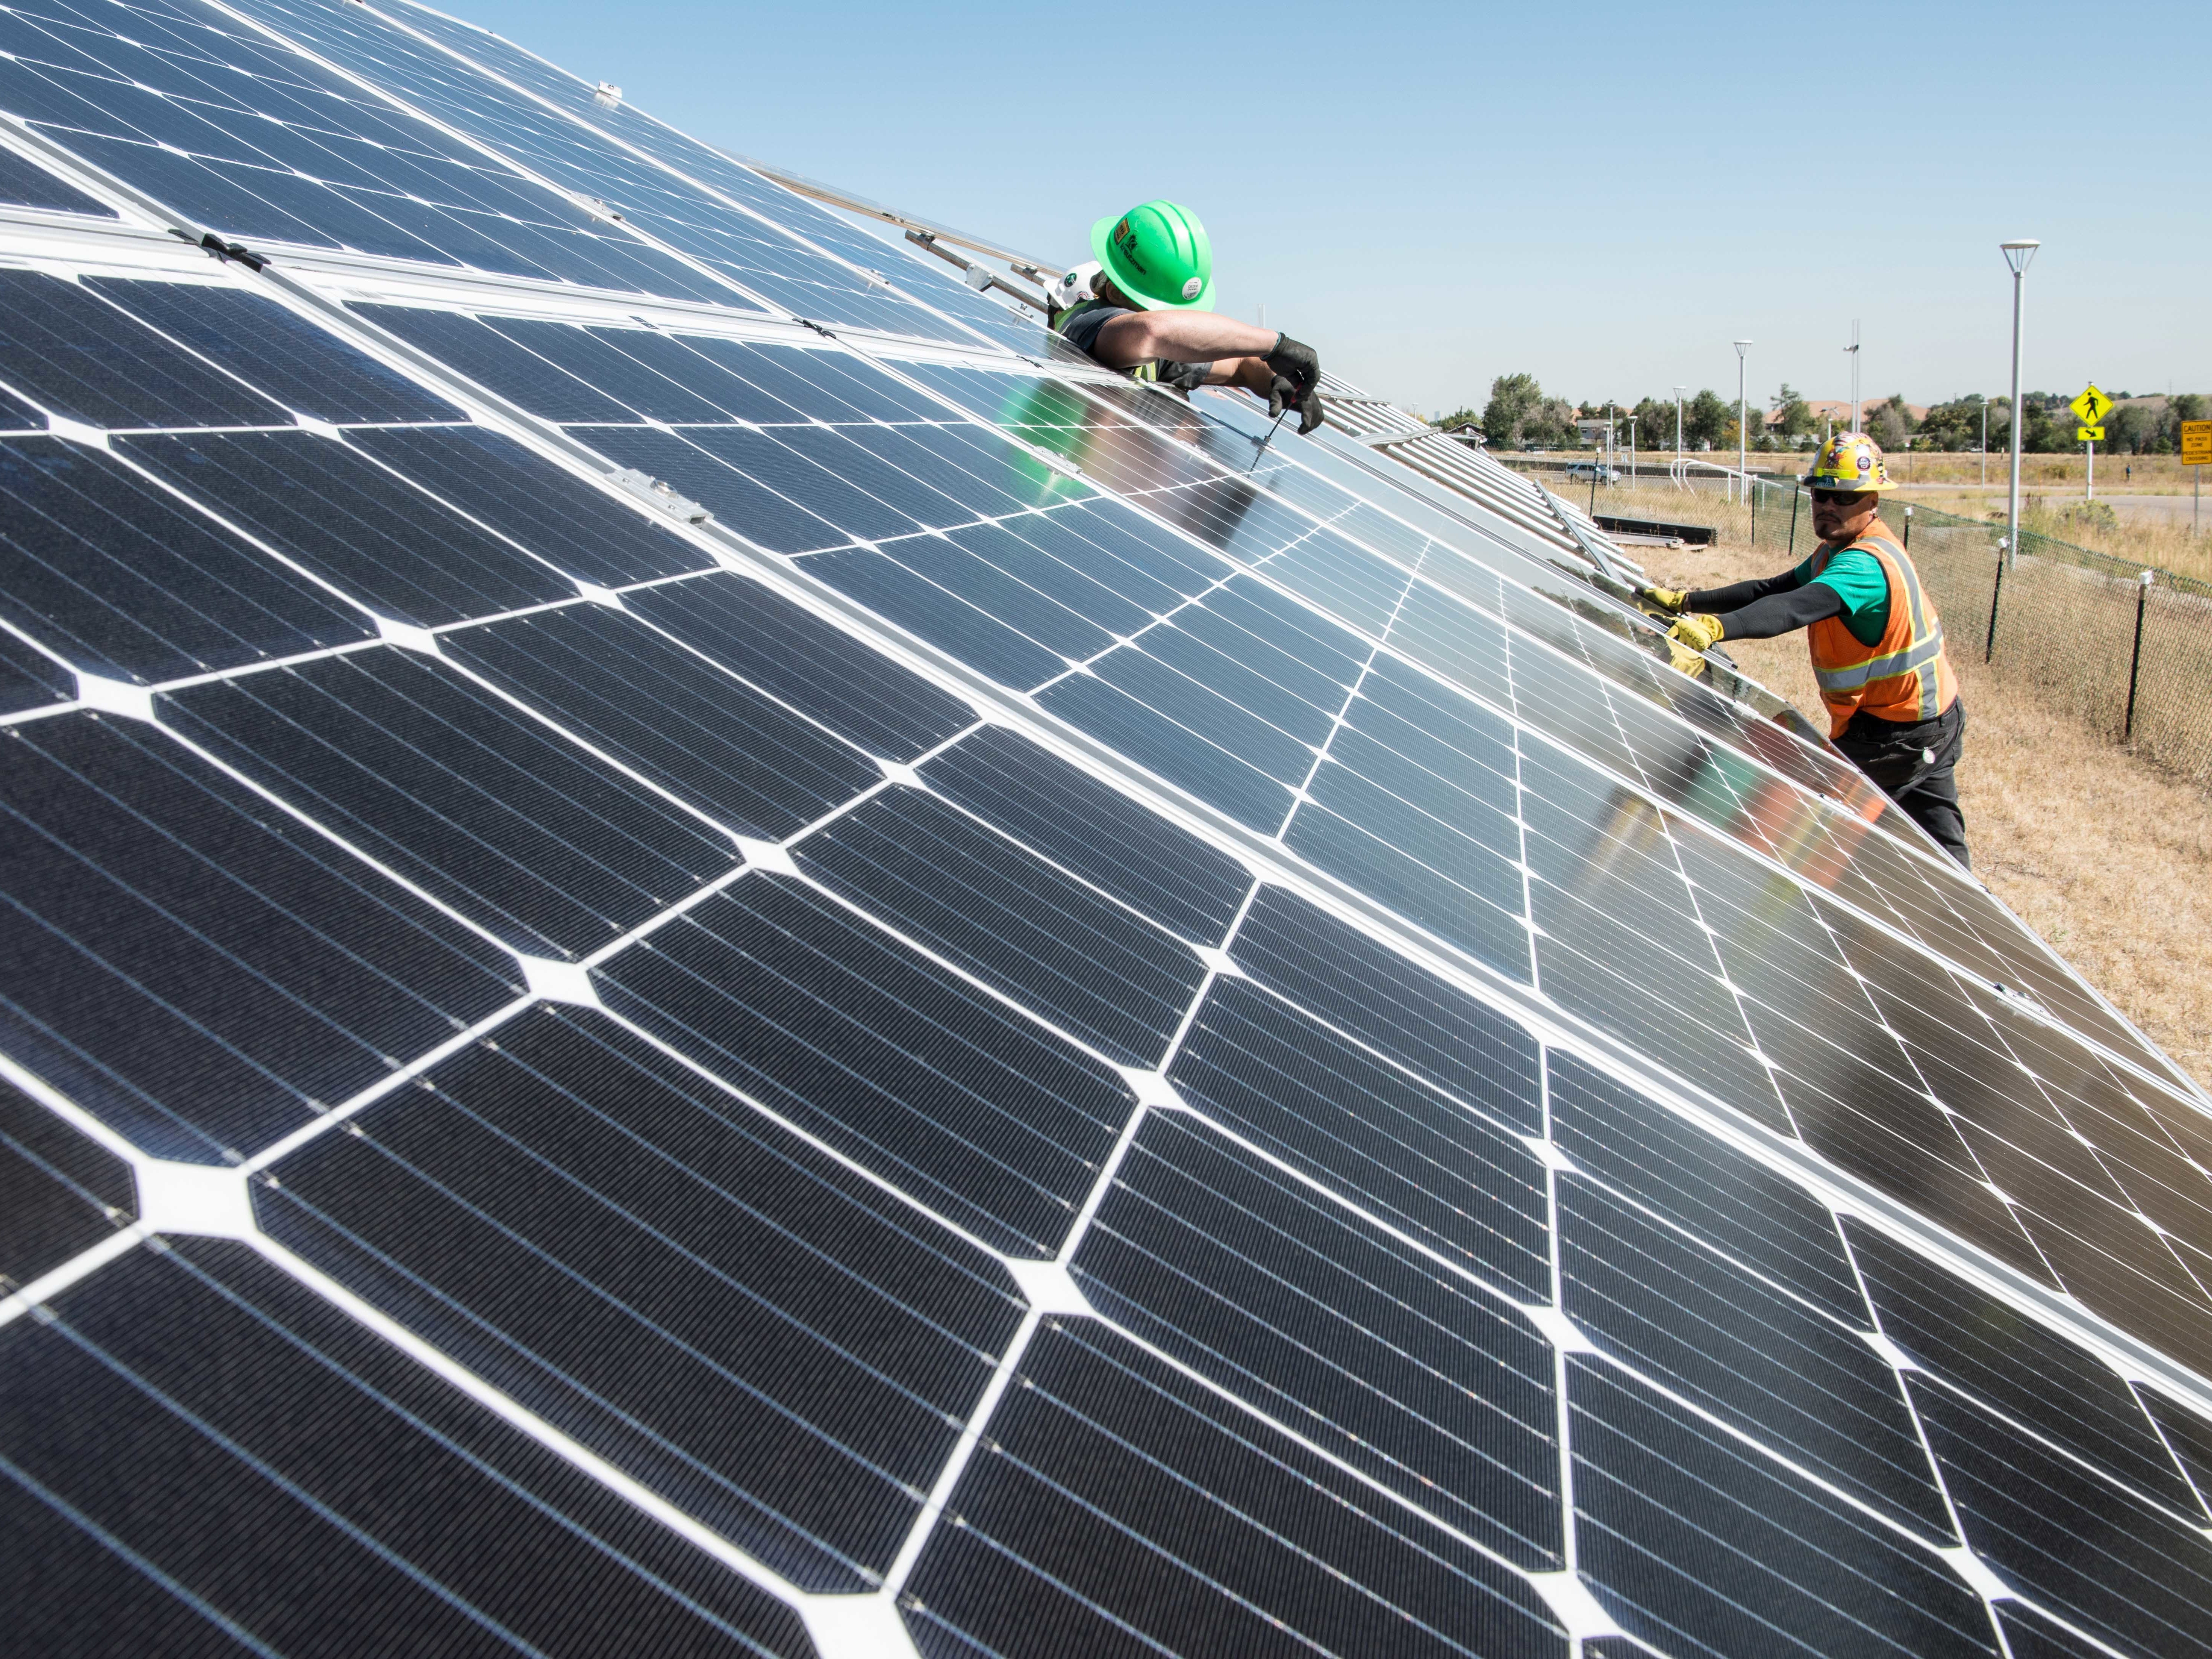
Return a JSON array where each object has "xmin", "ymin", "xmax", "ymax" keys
[{"xmin": 1742, "ymin": 476, "xmax": 2212, "ymax": 787}]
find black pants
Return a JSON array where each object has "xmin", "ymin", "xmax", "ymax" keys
[{"xmin": 1836, "ymin": 699, "xmax": 1970, "ymax": 869}]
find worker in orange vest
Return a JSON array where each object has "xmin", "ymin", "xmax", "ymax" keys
[{"xmin": 1643, "ymin": 434, "xmax": 1970, "ymax": 867}]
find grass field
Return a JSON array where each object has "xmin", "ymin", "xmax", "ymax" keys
[{"xmin": 1633, "ymin": 523, "xmax": 2212, "ymax": 1092}]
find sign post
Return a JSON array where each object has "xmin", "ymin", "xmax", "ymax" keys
[
  {"xmin": 2182, "ymin": 418, "xmax": 2212, "ymax": 535},
  {"xmin": 2071, "ymin": 385, "xmax": 2114, "ymax": 501}
]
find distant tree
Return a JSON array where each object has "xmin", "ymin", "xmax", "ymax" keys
[
  {"xmin": 1628, "ymin": 396, "xmax": 1675, "ymax": 454},
  {"xmin": 2106, "ymin": 403, "xmax": 2160, "ymax": 455},
  {"xmin": 1480, "ymin": 373, "xmax": 1544, "ymax": 449},
  {"xmin": 1684, "ymin": 388, "xmax": 1729, "ymax": 450},
  {"xmin": 1916, "ymin": 393, "xmax": 1986, "ymax": 452},
  {"xmin": 1431, "ymin": 407, "xmax": 1483, "ymax": 430},
  {"xmin": 1869, "ymin": 393, "xmax": 1915, "ymax": 452},
  {"xmin": 1769, "ymin": 383, "xmax": 1814, "ymax": 443},
  {"xmin": 1525, "ymin": 397, "xmax": 1577, "ymax": 447}
]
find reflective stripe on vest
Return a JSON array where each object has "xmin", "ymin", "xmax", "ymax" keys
[{"xmin": 1805, "ymin": 525, "xmax": 1956, "ymax": 732}]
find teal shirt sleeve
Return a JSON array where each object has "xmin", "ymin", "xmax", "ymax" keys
[{"xmin": 1805, "ymin": 547, "xmax": 1891, "ymax": 647}]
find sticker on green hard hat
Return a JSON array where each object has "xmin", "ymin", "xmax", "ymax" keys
[{"xmin": 1090, "ymin": 199, "xmax": 1214, "ymax": 311}]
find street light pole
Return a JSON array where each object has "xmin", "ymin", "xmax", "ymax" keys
[
  {"xmin": 1980, "ymin": 399, "xmax": 1987, "ymax": 486},
  {"xmin": 2001, "ymin": 239, "xmax": 2040, "ymax": 570},
  {"xmin": 1628, "ymin": 415, "xmax": 1637, "ymax": 486},
  {"xmin": 1672, "ymin": 386, "xmax": 1684, "ymax": 458},
  {"xmin": 1734, "ymin": 341, "xmax": 1751, "ymax": 504},
  {"xmin": 1847, "ymin": 320, "xmax": 1861, "ymax": 433}
]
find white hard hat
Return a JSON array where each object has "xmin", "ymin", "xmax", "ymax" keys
[{"xmin": 1051, "ymin": 261, "xmax": 1102, "ymax": 312}]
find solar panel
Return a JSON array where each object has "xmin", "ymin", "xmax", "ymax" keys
[{"xmin": 3, "ymin": 4, "xmax": 2211, "ymax": 1656}]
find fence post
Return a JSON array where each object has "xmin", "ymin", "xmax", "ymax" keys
[
  {"xmin": 1787, "ymin": 487, "xmax": 1800, "ymax": 561},
  {"xmin": 1902, "ymin": 503, "xmax": 1913, "ymax": 551},
  {"xmin": 2123, "ymin": 568, "xmax": 2153, "ymax": 740},
  {"xmin": 1750, "ymin": 479, "xmax": 1759, "ymax": 548},
  {"xmin": 1985, "ymin": 540, "xmax": 2006, "ymax": 663}
]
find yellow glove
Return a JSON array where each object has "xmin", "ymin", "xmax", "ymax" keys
[
  {"xmin": 1666, "ymin": 638, "xmax": 1709, "ymax": 678},
  {"xmin": 1639, "ymin": 584, "xmax": 1689, "ymax": 614},
  {"xmin": 1669, "ymin": 612, "xmax": 1725, "ymax": 654}
]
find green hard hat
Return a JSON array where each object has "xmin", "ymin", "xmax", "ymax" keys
[{"xmin": 1090, "ymin": 200, "xmax": 1214, "ymax": 311}]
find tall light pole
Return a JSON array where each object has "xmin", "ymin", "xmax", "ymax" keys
[
  {"xmin": 1628, "ymin": 415, "xmax": 1637, "ymax": 486},
  {"xmin": 1672, "ymin": 386, "xmax": 1684, "ymax": 457},
  {"xmin": 1734, "ymin": 341, "xmax": 1751, "ymax": 503},
  {"xmin": 2001, "ymin": 239, "xmax": 2040, "ymax": 569},
  {"xmin": 1980, "ymin": 398, "xmax": 1987, "ymax": 486},
  {"xmin": 1847, "ymin": 320, "xmax": 1861, "ymax": 432}
]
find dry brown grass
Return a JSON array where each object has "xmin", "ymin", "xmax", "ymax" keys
[{"xmin": 1640, "ymin": 533, "xmax": 2212, "ymax": 1093}]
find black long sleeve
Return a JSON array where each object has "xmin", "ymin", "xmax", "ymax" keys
[
  {"xmin": 1710, "ymin": 581, "xmax": 1844, "ymax": 640},
  {"xmin": 1683, "ymin": 570, "xmax": 1800, "ymax": 611}
]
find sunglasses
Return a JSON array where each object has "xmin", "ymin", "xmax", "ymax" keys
[{"xmin": 1811, "ymin": 489, "xmax": 1872, "ymax": 506}]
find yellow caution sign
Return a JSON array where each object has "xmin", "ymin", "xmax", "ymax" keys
[
  {"xmin": 2183, "ymin": 419, "xmax": 2212, "ymax": 466},
  {"xmin": 2070, "ymin": 384, "xmax": 2114, "ymax": 425},
  {"xmin": 2076, "ymin": 425, "xmax": 2105, "ymax": 443}
]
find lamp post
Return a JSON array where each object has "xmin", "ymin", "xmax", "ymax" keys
[
  {"xmin": 1628, "ymin": 415, "xmax": 1637, "ymax": 487},
  {"xmin": 2001, "ymin": 239, "xmax": 2040, "ymax": 569},
  {"xmin": 1847, "ymin": 320, "xmax": 1861, "ymax": 432},
  {"xmin": 1734, "ymin": 341, "xmax": 1751, "ymax": 504},
  {"xmin": 1980, "ymin": 399, "xmax": 1987, "ymax": 486},
  {"xmin": 1672, "ymin": 386, "xmax": 1684, "ymax": 458}
]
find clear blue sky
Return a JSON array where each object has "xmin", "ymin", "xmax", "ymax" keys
[{"xmin": 432, "ymin": 0, "xmax": 2207, "ymax": 416}]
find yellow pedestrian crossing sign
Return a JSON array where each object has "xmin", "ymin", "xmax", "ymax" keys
[
  {"xmin": 2076, "ymin": 425, "xmax": 2104, "ymax": 443},
  {"xmin": 2070, "ymin": 384, "xmax": 2114, "ymax": 425}
]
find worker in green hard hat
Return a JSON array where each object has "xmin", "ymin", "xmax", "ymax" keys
[{"xmin": 1048, "ymin": 199, "xmax": 1325, "ymax": 434}]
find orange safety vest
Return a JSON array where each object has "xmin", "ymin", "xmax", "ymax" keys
[{"xmin": 1806, "ymin": 522, "xmax": 1958, "ymax": 739}]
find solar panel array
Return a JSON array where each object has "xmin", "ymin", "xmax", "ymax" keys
[{"xmin": 3, "ymin": 3, "xmax": 2210, "ymax": 1656}]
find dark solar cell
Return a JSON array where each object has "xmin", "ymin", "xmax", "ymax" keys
[
  {"xmin": 442, "ymin": 603, "xmax": 880, "ymax": 838},
  {"xmin": 352, "ymin": 303, "xmax": 638, "ymax": 421},
  {"xmin": 0, "ymin": 713, "xmax": 516, "ymax": 1163},
  {"xmin": 596, "ymin": 874, "xmax": 1132, "ymax": 1256},
  {"xmin": 1569, "ymin": 1359, "xmax": 1999, "ymax": 1659},
  {"xmin": 804, "ymin": 544, "xmax": 1076, "ymax": 689},
  {"xmin": 345, "ymin": 424, "xmax": 710, "ymax": 585},
  {"xmin": 1845, "ymin": 1220, "xmax": 2197, "ymax": 1511},
  {"xmin": 0, "ymin": 1077, "xmax": 132, "ymax": 1290},
  {"xmin": 1036, "ymin": 660, "xmax": 1299, "ymax": 831},
  {"xmin": 1549, "ymin": 1052, "xmax": 1870, "ymax": 1323},
  {"xmin": 902, "ymin": 1320, "xmax": 1569, "ymax": 1659},
  {"xmin": 1559, "ymin": 1177, "xmax": 1953, "ymax": 1539},
  {"xmin": 1074, "ymin": 1111, "xmax": 1561, "ymax": 1565},
  {"xmin": 0, "ymin": 139, "xmax": 112, "ymax": 215},
  {"xmin": 579, "ymin": 425, "xmax": 851, "ymax": 555},
  {"xmin": 0, "ymin": 269, "xmax": 289, "ymax": 428},
  {"xmin": 117, "ymin": 429, "xmax": 578, "ymax": 626},
  {"xmin": 677, "ymin": 334, "xmax": 950, "ymax": 423},
  {"xmin": 1994, "ymin": 1601, "xmax": 2122, "ymax": 1659},
  {"xmin": 0, "ymin": 625, "xmax": 73, "ymax": 714},
  {"xmin": 1169, "ymin": 976, "xmax": 1552, "ymax": 1296},
  {"xmin": 484, "ymin": 318, "xmax": 737, "ymax": 423},
  {"xmin": 264, "ymin": 1004, "xmax": 1021, "ymax": 1592},
  {"xmin": 0, "ymin": 435, "xmax": 373, "ymax": 684},
  {"xmin": 1231, "ymin": 886, "xmax": 1544, "ymax": 1132},
  {"xmin": 794, "ymin": 787, "xmax": 1205, "ymax": 1067},
  {"xmin": 2, "ymin": 1238, "xmax": 816, "ymax": 1656},
  {"xmin": 86, "ymin": 279, "xmax": 464, "ymax": 424},
  {"xmin": 1912, "ymin": 1378, "xmax": 2212, "ymax": 1659},
  {"xmin": 687, "ymin": 425, "xmax": 937, "ymax": 541},
  {"xmin": 163, "ymin": 648, "xmax": 741, "ymax": 959},
  {"xmin": 831, "ymin": 533, "xmax": 1117, "ymax": 659},
  {"xmin": 918, "ymin": 725, "xmax": 1253, "ymax": 946},
  {"xmin": 623, "ymin": 571, "xmax": 973, "ymax": 761}
]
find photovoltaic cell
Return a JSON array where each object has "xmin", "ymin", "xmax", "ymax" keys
[
  {"xmin": 2, "ymin": 1238, "xmax": 816, "ymax": 1657},
  {"xmin": 0, "ymin": 623, "xmax": 73, "ymax": 713},
  {"xmin": 0, "ymin": 712, "xmax": 517, "ymax": 1163},
  {"xmin": 0, "ymin": 1075, "xmax": 131, "ymax": 1289},
  {"xmin": 161, "ymin": 647, "xmax": 743, "ymax": 959},
  {"xmin": 0, "ymin": 268, "xmax": 290, "ymax": 428},
  {"xmin": 440, "ymin": 602, "xmax": 883, "ymax": 839},
  {"xmin": 793, "ymin": 786, "xmax": 1206, "ymax": 1068},
  {"xmin": 0, "ymin": 434, "xmax": 376, "ymax": 683},
  {"xmin": 0, "ymin": 0, "xmax": 727, "ymax": 299},
  {"xmin": 0, "ymin": 138, "xmax": 112, "ymax": 215},
  {"xmin": 901, "ymin": 1320, "xmax": 1569, "ymax": 1659},
  {"xmin": 596, "ymin": 873, "xmax": 1133, "ymax": 1257},
  {"xmin": 117, "ymin": 428, "xmax": 581, "ymax": 625},
  {"xmin": 262, "ymin": 1004, "xmax": 1024, "ymax": 1592},
  {"xmin": 86, "ymin": 277, "xmax": 464, "ymax": 423}
]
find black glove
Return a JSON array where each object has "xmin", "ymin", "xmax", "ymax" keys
[{"xmin": 1263, "ymin": 334, "xmax": 1324, "ymax": 435}]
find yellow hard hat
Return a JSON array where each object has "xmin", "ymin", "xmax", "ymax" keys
[{"xmin": 1802, "ymin": 431, "xmax": 1897, "ymax": 492}]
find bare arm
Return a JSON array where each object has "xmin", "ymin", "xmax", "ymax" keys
[{"xmin": 1090, "ymin": 309, "xmax": 1280, "ymax": 369}]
